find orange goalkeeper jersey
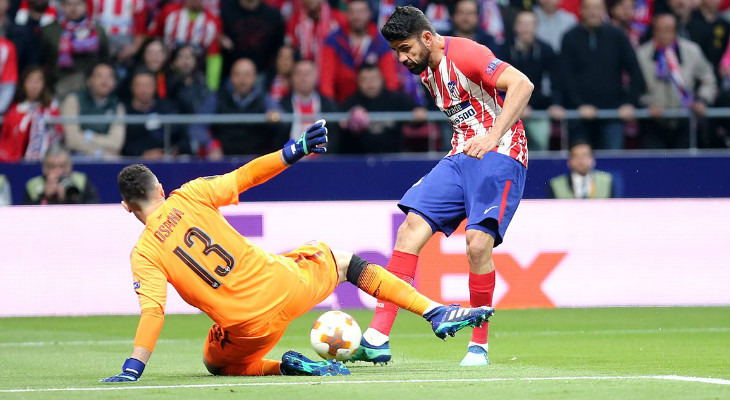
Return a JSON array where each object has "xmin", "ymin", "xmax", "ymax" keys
[{"xmin": 130, "ymin": 152, "xmax": 302, "ymax": 350}]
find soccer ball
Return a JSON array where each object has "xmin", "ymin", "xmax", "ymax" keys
[{"xmin": 310, "ymin": 311, "xmax": 362, "ymax": 361}]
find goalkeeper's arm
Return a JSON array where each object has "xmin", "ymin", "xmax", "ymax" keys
[
  {"xmin": 100, "ymin": 307, "xmax": 163, "ymax": 382},
  {"xmin": 232, "ymin": 119, "xmax": 329, "ymax": 194}
]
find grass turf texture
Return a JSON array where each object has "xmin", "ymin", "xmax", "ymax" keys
[{"xmin": 1, "ymin": 307, "xmax": 728, "ymax": 399}]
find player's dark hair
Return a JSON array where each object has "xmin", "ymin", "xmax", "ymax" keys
[
  {"xmin": 381, "ymin": 6, "xmax": 435, "ymax": 42},
  {"xmin": 118, "ymin": 164, "xmax": 157, "ymax": 205}
]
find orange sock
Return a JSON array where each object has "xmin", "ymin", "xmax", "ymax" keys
[
  {"xmin": 357, "ymin": 264, "xmax": 432, "ymax": 316},
  {"xmin": 220, "ymin": 359, "xmax": 282, "ymax": 376}
]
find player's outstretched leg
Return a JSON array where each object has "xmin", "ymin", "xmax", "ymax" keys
[
  {"xmin": 338, "ymin": 254, "xmax": 495, "ymax": 362},
  {"xmin": 280, "ymin": 351, "xmax": 350, "ymax": 376}
]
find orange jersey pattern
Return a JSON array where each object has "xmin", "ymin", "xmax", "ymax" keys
[{"xmin": 131, "ymin": 153, "xmax": 300, "ymax": 337}]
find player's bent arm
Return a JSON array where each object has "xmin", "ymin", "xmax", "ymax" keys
[{"xmin": 489, "ymin": 66, "xmax": 534, "ymax": 140}]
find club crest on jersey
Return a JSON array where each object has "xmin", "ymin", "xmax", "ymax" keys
[
  {"xmin": 447, "ymin": 80, "xmax": 459, "ymax": 99},
  {"xmin": 486, "ymin": 59, "xmax": 503, "ymax": 76}
]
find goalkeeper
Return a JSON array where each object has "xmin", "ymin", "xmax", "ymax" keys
[{"xmin": 102, "ymin": 120, "xmax": 494, "ymax": 381}]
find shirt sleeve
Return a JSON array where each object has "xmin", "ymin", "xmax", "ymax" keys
[
  {"xmin": 130, "ymin": 249, "xmax": 167, "ymax": 352},
  {"xmin": 175, "ymin": 151, "xmax": 288, "ymax": 209},
  {"xmin": 448, "ymin": 38, "xmax": 511, "ymax": 89}
]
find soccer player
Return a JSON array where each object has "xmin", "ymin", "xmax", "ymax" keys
[
  {"xmin": 101, "ymin": 120, "xmax": 494, "ymax": 382},
  {"xmin": 349, "ymin": 6, "xmax": 533, "ymax": 367}
]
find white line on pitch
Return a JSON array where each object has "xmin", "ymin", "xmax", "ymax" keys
[
  {"xmin": 2, "ymin": 327, "xmax": 728, "ymax": 348},
  {"xmin": 0, "ymin": 338, "xmax": 193, "ymax": 347},
  {"xmin": 1, "ymin": 375, "xmax": 729, "ymax": 393}
]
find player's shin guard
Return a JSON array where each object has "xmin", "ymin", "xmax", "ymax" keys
[
  {"xmin": 369, "ymin": 251, "xmax": 418, "ymax": 336},
  {"xmin": 469, "ymin": 271, "xmax": 495, "ymax": 346},
  {"xmin": 347, "ymin": 255, "xmax": 430, "ymax": 317},
  {"xmin": 220, "ymin": 359, "xmax": 282, "ymax": 376}
]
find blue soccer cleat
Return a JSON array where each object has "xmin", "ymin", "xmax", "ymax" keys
[
  {"xmin": 424, "ymin": 305, "xmax": 495, "ymax": 340},
  {"xmin": 280, "ymin": 351, "xmax": 351, "ymax": 376},
  {"xmin": 459, "ymin": 345, "xmax": 490, "ymax": 366},
  {"xmin": 345, "ymin": 336, "xmax": 392, "ymax": 365}
]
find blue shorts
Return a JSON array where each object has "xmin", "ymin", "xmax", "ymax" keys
[{"xmin": 398, "ymin": 152, "xmax": 526, "ymax": 246}]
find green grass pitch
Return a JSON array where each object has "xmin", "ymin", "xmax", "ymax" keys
[{"xmin": 1, "ymin": 307, "xmax": 729, "ymax": 399}]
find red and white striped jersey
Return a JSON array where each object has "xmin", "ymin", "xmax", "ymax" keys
[
  {"xmin": 420, "ymin": 36, "xmax": 527, "ymax": 166},
  {"xmin": 88, "ymin": 0, "xmax": 147, "ymax": 36},
  {"xmin": 0, "ymin": 38, "xmax": 18, "ymax": 85},
  {"xmin": 149, "ymin": 4, "xmax": 221, "ymax": 55}
]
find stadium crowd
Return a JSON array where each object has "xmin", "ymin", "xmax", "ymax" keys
[{"xmin": 0, "ymin": 0, "xmax": 728, "ymax": 162}]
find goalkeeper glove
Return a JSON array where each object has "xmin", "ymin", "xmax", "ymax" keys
[
  {"xmin": 100, "ymin": 358, "xmax": 145, "ymax": 382},
  {"xmin": 282, "ymin": 119, "xmax": 328, "ymax": 165}
]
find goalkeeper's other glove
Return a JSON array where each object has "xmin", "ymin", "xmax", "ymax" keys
[
  {"xmin": 100, "ymin": 358, "xmax": 145, "ymax": 382},
  {"xmin": 282, "ymin": 119, "xmax": 328, "ymax": 165}
]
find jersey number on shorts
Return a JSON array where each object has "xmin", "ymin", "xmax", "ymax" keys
[{"xmin": 173, "ymin": 227, "xmax": 235, "ymax": 289}]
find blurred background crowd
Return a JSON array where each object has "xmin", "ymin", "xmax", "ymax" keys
[{"xmin": 0, "ymin": 0, "xmax": 728, "ymax": 164}]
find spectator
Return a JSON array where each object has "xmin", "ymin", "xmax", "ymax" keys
[
  {"xmin": 11, "ymin": 0, "xmax": 57, "ymax": 70},
  {"xmin": 61, "ymin": 62, "xmax": 125, "ymax": 158},
  {"xmin": 118, "ymin": 38, "xmax": 169, "ymax": 102},
  {"xmin": 276, "ymin": 59, "xmax": 338, "ymax": 147},
  {"xmin": 445, "ymin": 0, "xmax": 503, "ymax": 57},
  {"xmin": 41, "ymin": 0, "xmax": 109, "ymax": 99},
  {"xmin": 560, "ymin": 0, "xmax": 645, "ymax": 149},
  {"xmin": 637, "ymin": 13, "xmax": 717, "ymax": 148},
  {"xmin": 265, "ymin": 44, "xmax": 296, "ymax": 109},
  {"xmin": 424, "ymin": 1, "xmax": 452, "ymax": 34},
  {"xmin": 0, "ymin": 25, "xmax": 17, "ymax": 113},
  {"xmin": 0, "ymin": 67, "xmax": 61, "ymax": 162},
  {"xmin": 608, "ymin": 0, "xmax": 653, "ymax": 47},
  {"xmin": 87, "ymin": 0, "xmax": 147, "ymax": 64},
  {"xmin": 340, "ymin": 64, "xmax": 416, "ymax": 154},
  {"xmin": 666, "ymin": 0, "xmax": 694, "ymax": 38},
  {"xmin": 22, "ymin": 146, "xmax": 100, "ymax": 204},
  {"xmin": 199, "ymin": 58, "xmax": 271, "ymax": 156},
  {"xmin": 121, "ymin": 69, "xmax": 190, "ymax": 159},
  {"xmin": 534, "ymin": 0, "xmax": 578, "ymax": 52},
  {"xmin": 547, "ymin": 142, "xmax": 615, "ymax": 198},
  {"xmin": 220, "ymin": 0, "xmax": 285, "ymax": 77},
  {"xmin": 149, "ymin": 0, "xmax": 222, "ymax": 91},
  {"xmin": 687, "ymin": 0, "xmax": 730, "ymax": 79},
  {"xmin": 504, "ymin": 10, "xmax": 561, "ymax": 151},
  {"xmin": 0, "ymin": 173, "xmax": 9, "ymax": 205},
  {"xmin": 167, "ymin": 44, "xmax": 211, "ymax": 115},
  {"xmin": 286, "ymin": 0, "xmax": 346, "ymax": 63},
  {"xmin": 167, "ymin": 44, "xmax": 216, "ymax": 156},
  {"xmin": 320, "ymin": 0, "xmax": 399, "ymax": 103}
]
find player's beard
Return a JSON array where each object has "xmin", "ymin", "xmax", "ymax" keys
[{"xmin": 404, "ymin": 39, "xmax": 431, "ymax": 75}]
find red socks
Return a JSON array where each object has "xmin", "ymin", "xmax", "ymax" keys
[
  {"xmin": 469, "ymin": 271, "xmax": 495, "ymax": 344},
  {"xmin": 369, "ymin": 250, "xmax": 418, "ymax": 336}
]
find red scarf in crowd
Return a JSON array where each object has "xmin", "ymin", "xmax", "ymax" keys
[
  {"xmin": 58, "ymin": 18, "xmax": 100, "ymax": 69},
  {"xmin": 655, "ymin": 42, "xmax": 692, "ymax": 108}
]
